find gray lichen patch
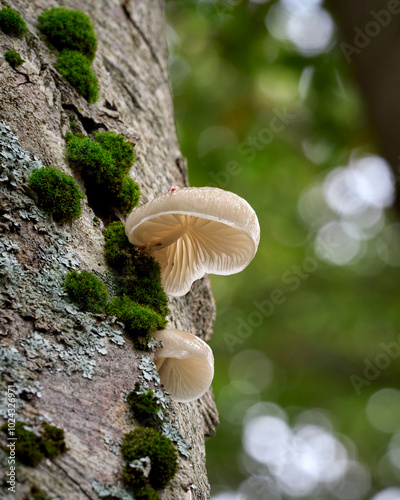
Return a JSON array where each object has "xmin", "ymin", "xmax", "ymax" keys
[
  {"xmin": 136, "ymin": 355, "xmax": 191, "ymax": 459},
  {"xmin": 0, "ymin": 345, "xmax": 43, "ymax": 418},
  {"xmin": 0, "ymin": 121, "xmax": 126, "ymax": 415},
  {"xmin": 92, "ymin": 478, "xmax": 135, "ymax": 500},
  {"xmin": 102, "ymin": 431, "xmax": 123, "ymax": 455}
]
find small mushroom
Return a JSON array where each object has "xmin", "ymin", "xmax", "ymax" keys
[
  {"xmin": 152, "ymin": 329, "xmax": 214, "ymax": 403},
  {"xmin": 125, "ymin": 186, "xmax": 260, "ymax": 296}
]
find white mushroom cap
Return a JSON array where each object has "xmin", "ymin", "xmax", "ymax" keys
[
  {"xmin": 152, "ymin": 329, "xmax": 214, "ymax": 403},
  {"xmin": 125, "ymin": 186, "xmax": 260, "ymax": 296}
]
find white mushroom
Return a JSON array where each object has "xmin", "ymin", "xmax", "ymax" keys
[
  {"xmin": 125, "ymin": 186, "xmax": 260, "ymax": 296},
  {"xmin": 152, "ymin": 329, "xmax": 214, "ymax": 403}
]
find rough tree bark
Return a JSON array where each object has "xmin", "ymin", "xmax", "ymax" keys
[{"xmin": 0, "ymin": 1, "xmax": 218, "ymax": 499}]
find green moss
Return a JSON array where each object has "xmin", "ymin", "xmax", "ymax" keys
[
  {"xmin": 4, "ymin": 49, "xmax": 24, "ymax": 68},
  {"xmin": 121, "ymin": 428, "xmax": 178, "ymax": 490},
  {"xmin": 64, "ymin": 270, "xmax": 109, "ymax": 314},
  {"xmin": 104, "ymin": 221, "xmax": 133, "ymax": 270},
  {"xmin": 0, "ymin": 5, "xmax": 27, "ymax": 38},
  {"xmin": 66, "ymin": 131, "xmax": 86, "ymax": 142},
  {"xmin": 23, "ymin": 485, "xmax": 51, "ymax": 500},
  {"xmin": 67, "ymin": 134, "xmax": 114, "ymax": 181},
  {"xmin": 69, "ymin": 121, "xmax": 77, "ymax": 130},
  {"xmin": 104, "ymin": 222, "xmax": 169, "ymax": 318},
  {"xmin": 28, "ymin": 167, "xmax": 84, "ymax": 223},
  {"xmin": 38, "ymin": 7, "xmax": 98, "ymax": 103},
  {"xmin": 57, "ymin": 50, "xmax": 98, "ymax": 103},
  {"xmin": 38, "ymin": 7, "xmax": 97, "ymax": 62},
  {"xmin": 127, "ymin": 384, "xmax": 163, "ymax": 428},
  {"xmin": 40, "ymin": 423, "xmax": 67, "ymax": 459},
  {"xmin": 117, "ymin": 176, "xmax": 140, "ymax": 214},
  {"xmin": 1, "ymin": 421, "xmax": 44, "ymax": 466},
  {"xmin": 122, "ymin": 261, "xmax": 169, "ymax": 319},
  {"xmin": 67, "ymin": 134, "xmax": 111, "ymax": 177},
  {"xmin": 66, "ymin": 135, "xmax": 140, "ymax": 215},
  {"xmin": 1, "ymin": 421, "xmax": 67, "ymax": 467},
  {"xmin": 135, "ymin": 487, "xmax": 160, "ymax": 500},
  {"xmin": 94, "ymin": 131, "xmax": 135, "ymax": 174},
  {"xmin": 132, "ymin": 334, "xmax": 152, "ymax": 352},
  {"xmin": 108, "ymin": 296, "xmax": 166, "ymax": 337}
]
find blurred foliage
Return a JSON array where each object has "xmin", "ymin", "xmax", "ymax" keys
[{"xmin": 166, "ymin": 0, "xmax": 400, "ymax": 498}]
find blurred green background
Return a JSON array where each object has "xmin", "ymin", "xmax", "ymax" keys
[{"xmin": 166, "ymin": 1, "xmax": 400, "ymax": 499}]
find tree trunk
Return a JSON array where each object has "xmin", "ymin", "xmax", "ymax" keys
[{"xmin": 0, "ymin": 1, "xmax": 218, "ymax": 499}]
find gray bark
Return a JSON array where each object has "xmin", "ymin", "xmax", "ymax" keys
[{"xmin": 0, "ymin": 1, "xmax": 218, "ymax": 499}]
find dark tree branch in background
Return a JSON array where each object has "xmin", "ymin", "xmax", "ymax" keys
[{"xmin": 330, "ymin": 0, "xmax": 400, "ymax": 214}]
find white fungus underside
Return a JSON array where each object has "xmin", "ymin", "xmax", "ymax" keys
[
  {"xmin": 125, "ymin": 186, "xmax": 260, "ymax": 296},
  {"xmin": 132, "ymin": 213, "xmax": 256, "ymax": 296},
  {"xmin": 153, "ymin": 329, "xmax": 214, "ymax": 403}
]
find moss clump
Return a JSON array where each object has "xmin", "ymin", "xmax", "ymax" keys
[
  {"xmin": 135, "ymin": 487, "xmax": 160, "ymax": 500},
  {"xmin": 94, "ymin": 131, "xmax": 135, "ymax": 174},
  {"xmin": 4, "ymin": 49, "xmax": 24, "ymax": 68},
  {"xmin": 121, "ymin": 255, "xmax": 169, "ymax": 319},
  {"xmin": 64, "ymin": 270, "xmax": 109, "ymax": 314},
  {"xmin": 127, "ymin": 384, "xmax": 163, "ymax": 428},
  {"xmin": 1, "ymin": 421, "xmax": 66, "ymax": 467},
  {"xmin": 40, "ymin": 423, "xmax": 67, "ymax": 459},
  {"xmin": 66, "ymin": 134, "xmax": 114, "ymax": 181},
  {"xmin": 38, "ymin": 7, "xmax": 97, "ymax": 62},
  {"xmin": 133, "ymin": 334, "xmax": 153, "ymax": 352},
  {"xmin": 121, "ymin": 428, "xmax": 178, "ymax": 490},
  {"xmin": 62, "ymin": 225, "xmax": 165, "ymax": 348},
  {"xmin": 23, "ymin": 485, "xmax": 51, "ymax": 500},
  {"xmin": 103, "ymin": 221, "xmax": 133, "ymax": 270},
  {"xmin": 0, "ymin": 5, "xmax": 27, "ymax": 38},
  {"xmin": 108, "ymin": 295, "xmax": 166, "ymax": 337},
  {"xmin": 2, "ymin": 421, "xmax": 44, "ymax": 466},
  {"xmin": 57, "ymin": 50, "xmax": 98, "ymax": 103},
  {"xmin": 28, "ymin": 167, "xmax": 84, "ymax": 222},
  {"xmin": 66, "ymin": 134, "xmax": 139, "ymax": 215},
  {"xmin": 38, "ymin": 8, "xmax": 98, "ymax": 102},
  {"xmin": 118, "ymin": 177, "xmax": 141, "ymax": 214},
  {"xmin": 104, "ymin": 222, "xmax": 169, "ymax": 318}
]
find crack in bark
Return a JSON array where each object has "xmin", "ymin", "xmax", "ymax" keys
[
  {"xmin": 15, "ymin": 71, "xmax": 32, "ymax": 85},
  {"xmin": 53, "ymin": 461, "xmax": 94, "ymax": 500},
  {"xmin": 62, "ymin": 104, "xmax": 107, "ymax": 134},
  {"xmin": 122, "ymin": 0, "xmax": 168, "ymax": 80},
  {"xmin": 175, "ymin": 157, "xmax": 188, "ymax": 186},
  {"xmin": 120, "ymin": 81, "xmax": 143, "ymax": 110},
  {"xmin": 102, "ymin": 56, "xmax": 143, "ymax": 111}
]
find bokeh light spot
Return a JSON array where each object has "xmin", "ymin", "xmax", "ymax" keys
[{"xmin": 366, "ymin": 389, "xmax": 400, "ymax": 433}]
